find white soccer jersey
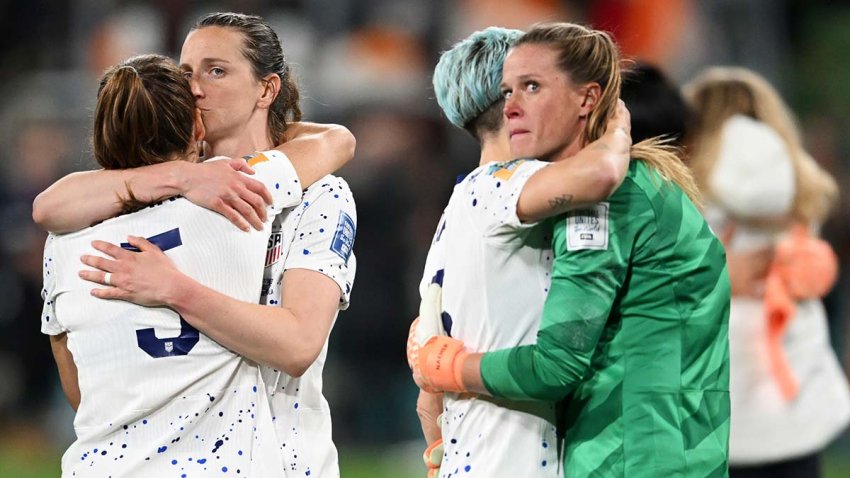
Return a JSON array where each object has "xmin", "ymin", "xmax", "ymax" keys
[
  {"xmin": 41, "ymin": 151, "xmax": 301, "ymax": 478},
  {"xmin": 705, "ymin": 116, "xmax": 850, "ymax": 463},
  {"xmin": 419, "ymin": 159, "xmax": 561, "ymax": 478},
  {"xmin": 259, "ymin": 175, "xmax": 356, "ymax": 478}
]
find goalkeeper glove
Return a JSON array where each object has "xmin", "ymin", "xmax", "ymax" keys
[
  {"xmin": 424, "ymin": 437, "xmax": 443, "ymax": 478},
  {"xmin": 415, "ymin": 335, "xmax": 468, "ymax": 393},
  {"xmin": 408, "ymin": 280, "xmax": 447, "ymax": 377}
]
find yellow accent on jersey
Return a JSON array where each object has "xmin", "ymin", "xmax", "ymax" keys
[{"xmin": 247, "ymin": 152, "xmax": 270, "ymax": 167}]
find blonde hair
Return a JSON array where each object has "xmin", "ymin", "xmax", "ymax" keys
[
  {"xmin": 517, "ymin": 22, "xmax": 701, "ymax": 204},
  {"xmin": 683, "ymin": 67, "xmax": 837, "ymax": 223}
]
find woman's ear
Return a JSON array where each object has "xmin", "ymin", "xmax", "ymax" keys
[
  {"xmin": 579, "ymin": 83, "xmax": 602, "ymax": 118},
  {"xmin": 257, "ymin": 74, "xmax": 281, "ymax": 109}
]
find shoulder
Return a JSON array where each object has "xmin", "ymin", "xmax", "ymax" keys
[
  {"xmin": 458, "ymin": 159, "xmax": 548, "ymax": 206},
  {"xmin": 607, "ymin": 162, "xmax": 656, "ymax": 212},
  {"xmin": 296, "ymin": 175, "xmax": 357, "ymax": 226},
  {"xmin": 477, "ymin": 158, "xmax": 547, "ymax": 183},
  {"xmin": 304, "ymin": 175, "xmax": 354, "ymax": 202}
]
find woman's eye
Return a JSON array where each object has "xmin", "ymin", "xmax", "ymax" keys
[
  {"xmin": 210, "ymin": 67, "xmax": 224, "ymax": 77},
  {"xmin": 502, "ymin": 90, "xmax": 512, "ymax": 99},
  {"xmin": 527, "ymin": 82, "xmax": 539, "ymax": 92}
]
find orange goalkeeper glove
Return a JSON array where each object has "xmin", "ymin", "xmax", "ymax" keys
[
  {"xmin": 423, "ymin": 437, "xmax": 444, "ymax": 478},
  {"xmin": 414, "ymin": 335, "xmax": 468, "ymax": 393}
]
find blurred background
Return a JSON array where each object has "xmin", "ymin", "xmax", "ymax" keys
[{"xmin": 1, "ymin": 0, "xmax": 848, "ymax": 476}]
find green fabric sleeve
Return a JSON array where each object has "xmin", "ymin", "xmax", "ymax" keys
[{"xmin": 481, "ymin": 187, "xmax": 647, "ymax": 401}]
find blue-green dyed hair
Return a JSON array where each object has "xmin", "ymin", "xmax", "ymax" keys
[{"xmin": 433, "ymin": 27, "xmax": 523, "ymax": 135}]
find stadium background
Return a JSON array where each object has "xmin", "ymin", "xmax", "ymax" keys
[{"xmin": 0, "ymin": 0, "xmax": 848, "ymax": 476}]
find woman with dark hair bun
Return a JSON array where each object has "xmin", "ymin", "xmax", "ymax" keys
[
  {"xmin": 36, "ymin": 12, "xmax": 357, "ymax": 478},
  {"xmin": 44, "ymin": 52, "xmax": 310, "ymax": 477}
]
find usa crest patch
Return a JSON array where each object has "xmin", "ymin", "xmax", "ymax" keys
[{"xmin": 266, "ymin": 231, "xmax": 283, "ymax": 267}]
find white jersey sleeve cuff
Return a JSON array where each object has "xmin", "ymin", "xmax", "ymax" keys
[{"xmin": 250, "ymin": 149, "xmax": 304, "ymax": 214}]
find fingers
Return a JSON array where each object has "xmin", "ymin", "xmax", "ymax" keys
[
  {"xmin": 225, "ymin": 161, "xmax": 270, "ymax": 223},
  {"xmin": 89, "ymin": 285, "xmax": 129, "ymax": 301},
  {"xmin": 90, "ymin": 240, "xmax": 131, "ymax": 260},
  {"xmin": 243, "ymin": 175, "xmax": 273, "ymax": 206},
  {"xmin": 79, "ymin": 269, "xmax": 114, "ymax": 286},
  {"xmin": 126, "ymin": 235, "xmax": 160, "ymax": 253},
  {"xmin": 227, "ymin": 176, "xmax": 271, "ymax": 228},
  {"xmin": 215, "ymin": 202, "xmax": 253, "ymax": 232},
  {"xmin": 226, "ymin": 157, "xmax": 256, "ymax": 175},
  {"xmin": 611, "ymin": 99, "xmax": 631, "ymax": 133},
  {"xmin": 407, "ymin": 317, "xmax": 421, "ymax": 369},
  {"xmin": 229, "ymin": 196, "xmax": 265, "ymax": 231},
  {"xmin": 80, "ymin": 252, "xmax": 118, "ymax": 274}
]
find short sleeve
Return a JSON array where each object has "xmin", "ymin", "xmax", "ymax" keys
[
  {"xmin": 246, "ymin": 150, "xmax": 303, "ymax": 215},
  {"xmin": 418, "ymin": 212, "xmax": 447, "ymax": 299},
  {"xmin": 41, "ymin": 234, "xmax": 66, "ymax": 335},
  {"xmin": 463, "ymin": 159, "xmax": 549, "ymax": 239},
  {"xmin": 283, "ymin": 177, "xmax": 357, "ymax": 309}
]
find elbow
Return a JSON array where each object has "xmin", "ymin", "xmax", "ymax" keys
[
  {"xmin": 527, "ymin": 351, "xmax": 588, "ymax": 401},
  {"xmin": 272, "ymin": 342, "xmax": 323, "ymax": 378},
  {"xmin": 330, "ymin": 124, "xmax": 356, "ymax": 165},
  {"xmin": 286, "ymin": 360, "xmax": 312, "ymax": 378},
  {"xmin": 31, "ymin": 192, "xmax": 49, "ymax": 229}
]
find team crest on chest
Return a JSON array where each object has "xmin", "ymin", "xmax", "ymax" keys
[{"xmin": 266, "ymin": 231, "xmax": 283, "ymax": 267}]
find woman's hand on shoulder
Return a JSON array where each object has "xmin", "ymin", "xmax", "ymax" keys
[{"xmin": 178, "ymin": 159, "xmax": 273, "ymax": 231}]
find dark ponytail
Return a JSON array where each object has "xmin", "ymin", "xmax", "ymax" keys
[{"xmin": 93, "ymin": 54, "xmax": 196, "ymax": 170}]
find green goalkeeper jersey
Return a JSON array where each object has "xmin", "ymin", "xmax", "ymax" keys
[{"xmin": 481, "ymin": 160, "xmax": 731, "ymax": 477}]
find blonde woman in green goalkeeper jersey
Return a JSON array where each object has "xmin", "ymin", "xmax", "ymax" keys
[{"xmin": 410, "ymin": 22, "xmax": 731, "ymax": 478}]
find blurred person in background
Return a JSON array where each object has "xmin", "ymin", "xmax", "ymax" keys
[
  {"xmin": 409, "ymin": 25, "xmax": 634, "ymax": 477},
  {"xmin": 34, "ymin": 12, "xmax": 356, "ymax": 478},
  {"xmin": 410, "ymin": 22, "xmax": 731, "ymax": 477},
  {"xmin": 684, "ymin": 66, "xmax": 850, "ymax": 478},
  {"xmin": 43, "ymin": 52, "xmax": 306, "ymax": 477},
  {"xmin": 0, "ymin": 118, "xmax": 75, "ymax": 435},
  {"xmin": 620, "ymin": 61, "xmax": 691, "ymax": 146}
]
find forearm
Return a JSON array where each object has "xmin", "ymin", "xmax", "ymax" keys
[
  {"xmin": 416, "ymin": 390, "xmax": 444, "ymax": 444},
  {"xmin": 480, "ymin": 337, "xmax": 589, "ymax": 401},
  {"xmin": 167, "ymin": 275, "xmax": 325, "ymax": 376},
  {"xmin": 33, "ymin": 162, "xmax": 187, "ymax": 233},
  {"xmin": 517, "ymin": 128, "xmax": 630, "ymax": 223},
  {"xmin": 50, "ymin": 334, "xmax": 80, "ymax": 411},
  {"xmin": 276, "ymin": 122, "xmax": 356, "ymax": 189},
  {"xmin": 479, "ymin": 268, "xmax": 614, "ymax": 400}
]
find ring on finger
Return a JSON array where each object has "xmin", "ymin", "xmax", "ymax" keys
[{"xmin": 104, "ymin": 272, "xmax": 112, "ymax": 286}]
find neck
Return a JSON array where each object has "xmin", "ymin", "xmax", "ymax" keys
[
  {"xmin": 206, "ymin": 117, "xmax": 273, "ymax": 158},
  {"xmin": 548, "ymin": 133, "xmax": 587, "ymax": 164},
  {"xmin": 478, "ymin": 129, "xmax": 512, "ymax": 166}
]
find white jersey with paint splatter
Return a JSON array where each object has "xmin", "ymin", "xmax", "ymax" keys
[
  {"xmin": 419, "ymin": 159, "xmax": 561, "ymax": 478},
  {"xmin": 259, "ymin": 174, "xmax": 356, "ymax": 478},
  {"xmin": 40, "ymin": 151, "xmax": 301, "ymax": 478}
]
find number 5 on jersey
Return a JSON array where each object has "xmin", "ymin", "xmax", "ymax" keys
[{"xmin": 122, "ymin": 228, "xmax": 200, "ymax": 358}]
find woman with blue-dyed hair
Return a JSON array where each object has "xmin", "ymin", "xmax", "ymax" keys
[
  {"xmin": 412, "ymin": 22, "xmax": 732, "ymax": 478},
  {"xmin": 408, "ymin": 25, "xmax": 632, "ymax": 477}
]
